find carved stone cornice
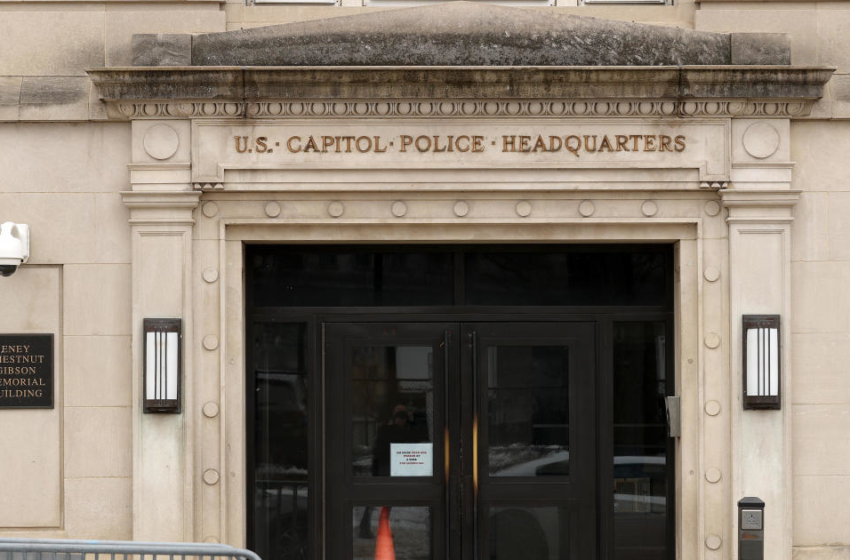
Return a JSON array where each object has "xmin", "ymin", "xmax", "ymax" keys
[
  {"xmin": 88, "ymin": 66, "xmax": 834, "ymax": 120},
  {"xmin": 107, "ymin": 98, "xmax": 818, "ymax": 120},
  {"xmin": 121, "ymin": 190, "xmax": 202, "ymax": 226},
  {"xmin": 721, "ymin": 189, "xmax": 801, "ymax": 224}
]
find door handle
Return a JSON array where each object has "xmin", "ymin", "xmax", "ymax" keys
[
  {"xmin": 443, "ymin": 330, "xmax": 451, "ymax": 560},
  {"xmin": 470, "ymin": 330, "xmax": 479, "ymax": 560}
]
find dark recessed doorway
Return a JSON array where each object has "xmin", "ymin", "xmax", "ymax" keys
[{"xmin": 246, "ymin": 245, "xmax": 675, "ymax": 560}]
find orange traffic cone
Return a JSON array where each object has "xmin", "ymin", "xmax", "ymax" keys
[{"xmin": 374, "ymin": 506, "xmax": 396, "ymax": 560}]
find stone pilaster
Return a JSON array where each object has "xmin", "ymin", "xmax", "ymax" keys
[
  {"xmin": 723, "ymin": 117, "xmax": 798, "ymax": 560},
  {"xmin": 122, "ymin": 119, "xmax": 199, "ymax": 542}
]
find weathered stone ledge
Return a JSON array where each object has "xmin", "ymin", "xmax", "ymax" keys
[
  {"xmin": 89, "ymin": 66, "xmax": 835, "ymax": 105},
  {"xmin": 132, "ymin": 3, "xmax": 791, "ymax": 67}
]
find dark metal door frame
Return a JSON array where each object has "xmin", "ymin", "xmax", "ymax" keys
[
  {"xmin": 323, "ymin": 319, "xmax": 602, "ymax": 560},
  {"xmin": 244, "ymin": 244, "xmax": 676, "ymax": 560}
]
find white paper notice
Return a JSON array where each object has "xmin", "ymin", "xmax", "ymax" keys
[{"xmin": 390, "ymin": 443, "xmax": 433, "ymax": 477}]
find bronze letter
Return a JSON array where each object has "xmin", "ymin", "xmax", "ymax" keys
[
  {"xmin": 532, "ymin": 136, "xmax": 547, "ymax": 153},
  {"xmin": 472, "ymin": 136, "xmax": 485, "ymax": 153},
  {"xmin": 675, "ymin": 135, "xmax": 686, "ymax": 152},
  {"xmin": 256, "ymin": 136, "xmax": 268, "ymax": 153},
  {"xmin": 502, "ymin": 136, "xmax": 517, "ymax": 152},
  {"xmin": 415, "ymin": 135, "xmax": 432, "ymax": 152},
  {"xmin": 644, "ymin": 136, "xmax": 657, "ymax": 152},
  {"xmin": 584, "ymin": 135, "xmax": 598, "ymax": 152},
  {"xmin": 234, "ymin": 136, "xmax": 249, "ymax": 153},
  {"xmin": 286, "ymin": 136, "xmax": 302, "ymax": 153},
  {"xmin": 356, "ymin": 136, "xmax": 373, "ymax": 153},
  {"xmin": 303, "ymin": 136, "xmax": 320, "ymax": 153},
  {"xmin": 659, "ymin": 135, "xmax": 673, "ymax": 152},
  {"xmin": 374, "ymin": 136, "xmax": 387, "ymax": 153},
  {"xmin": 598, "ymin": 135, "xmax": 614, "ymax": 152},
  {"xmin": 616, "ymin": 135, "xmax": 629, "ymax": 152},
  {"xmin": 433, "ymin": 136, "xmax": 447, "ymax": 153},
  {"xmin": 457, "ymin": 136, "xmax": 471, "ymax": 153},
  {"xmin": 400, "ymin": 135, "xmax": 414, "ymax": 153},
  {"xmin": 564, "ymin": 136, "xmax": 581, "ymax": 158}
]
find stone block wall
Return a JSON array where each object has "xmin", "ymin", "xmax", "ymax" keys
[
  {"xmin": 790, "ymin": 120, "xmax": 850, "ymax": 558},
  {"xmin": 0, "ymin": 123, "xmax": 133, "ymax": 538}
]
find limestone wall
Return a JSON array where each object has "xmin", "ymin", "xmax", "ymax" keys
[
  {"xmin": 790, "ymin": 120, "xmax": 850, "ymax": 558},
  {"xmin": 0, "ymin": 123, "xmax": 133, "ymax": 538}
]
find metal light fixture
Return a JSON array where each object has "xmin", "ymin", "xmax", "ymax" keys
[
  {"xmin": 743, "ymin": 315, "xmax": 781, "ymax": 410},
  {"xmin": 143, "ymin": 318, "xmax": 182, "ymax": 413}
]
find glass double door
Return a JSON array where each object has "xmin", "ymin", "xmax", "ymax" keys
[{"xmin": 326, "ymin": 321, "xmax": 596, "ymax": 560}]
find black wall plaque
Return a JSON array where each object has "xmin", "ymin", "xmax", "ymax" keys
[{"xmin": 0, "ymin": 334, "xmax": 54, "ymax": 409}]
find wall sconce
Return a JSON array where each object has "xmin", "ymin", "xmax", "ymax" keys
[
  {"xmin": 143, "ymin": 318, "xmax": 182, "ymax": 413},
  {"xmin": 743, "ymin": 315, "xmax": 781, "ymax": 410}
]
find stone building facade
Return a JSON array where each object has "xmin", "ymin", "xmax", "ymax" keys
[{"xmin": 0, "ymin": 1, "xmax": 849, "ymax": 559}]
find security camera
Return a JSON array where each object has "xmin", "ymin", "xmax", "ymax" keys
[{"xmin": 0, "ymin": 222, "xmax": 30, "ymax": 277}]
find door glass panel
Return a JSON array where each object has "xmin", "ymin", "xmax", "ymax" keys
[
  {"xmin": 489, "ymin": 506, "xmax": 572, "ymax": 560},
  {"xmin": 613, "ymin": 322, "xmax": 668, "ymax": 560},
  {"xmin": 487, "ymin": 346, "xmax": 570, "ymax": 477},
  {"xmin": 251, "ymin": 322, "xmax": 309, "ymax": 560},
  {"xmin": 352, "ymin": 506, "xmax": 431, "ymax": 560},
  {"xmin": 351, "ymin": 345, "xmax": 435, "ymax": 477}
]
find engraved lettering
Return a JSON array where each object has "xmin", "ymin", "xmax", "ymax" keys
[
  {"xmin": 400, "ymin": 135, "xmax": 414, "ymax": 153},
  {"xmin": 286, "ymin": 136, "xmax": 302, "ymax": 153},
  {"xmin": 472, "ymin": 136, "xmax": 485, "ymax": 153},
  {"xmin": 598, "ymin": 135, "xmax": 614, "ymax": 152},
  {"xmin": 234, "ymin": 136, "xmax": 249, "ymax": 154},
  {"xmin": 356, "ymin": 136, "xmax": 373, "ymax": 153},
  {"xmin": 374, "ymin": 136, "xmax": 388, "ymax": 153},
  {"xmin": 565, "ymin": 136, "xmax": 581, "ymax": 157},
  {"xmin": 433, "ymin": 136, "xmax": 447, "ymax": 153},
  {"xmin": 645, "ymin": 135, "xmax": 657, "ymax": 152}
]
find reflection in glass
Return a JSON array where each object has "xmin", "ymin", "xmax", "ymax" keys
[
  {"xmin": 489, "ymin": 506, "xmax": 571, "ymax": 560},
  {"xmin": 487, "ymin": 346, "xmax": 570, "ymax": 476},
  {"xmin": 613, "ymin": 322, "xmax": 669, "ymax": 560},
  {"xmin": 465, "ymin": 250, "xmax": 669, "ymax": 307},
  {"xmin": 252, "ymin": 323, "xmax": 309, "ymax": 560},
  {"xmin": 249, "ymin": 247, "xmax": 454, "ymax": 307},
  {"xmin": 351, "ymin": 346, "xmax": 434, "ymax": 477},
  {"xmin": 352, "ymin": 506, "xmax": 431, "ymax": 560}
]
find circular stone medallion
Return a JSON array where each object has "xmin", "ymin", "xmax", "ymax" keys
[
  {"xmin": 143, "ymin": 124, "xmax": 180, "ymax": 160},
  {"xmin": 453, "ymin": 201, "xmax": 470, "ymax": 217},
  {"xmin": 578, "ymin": 200, "xmax": 596, "ymax": 218},
  {"xmin": 515, "ymin": 201, "xmax": 532, "ymax": 218},
  {"xmin": 743, "ymin": 122, "xmax": 781, "ymax": 159}
]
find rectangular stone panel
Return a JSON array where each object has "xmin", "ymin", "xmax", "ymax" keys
[
  {"xmin": 65, "ymin": 336, "xmax": 131, "ymax": 407},
  {"xmin": 64, "ymin": 477, "xmax": 132, "ymax": 539},
  {"xmin": 64, "ymin": 264, "xmax": 131, "ymax": 336},
  {"xmin": 0, "ymin": 123, "xmax": 131, "ymax": 194},
  {"xmin": 193, "ymin": 119, "xmax": 731, "ymax": 184},
  {"xmin": 64, "ymin": 406, "xmax": 131, "ymax": 478},
  {"xmin": 0, "ymin": 267, "xmax": 61, "ymax": 528}
]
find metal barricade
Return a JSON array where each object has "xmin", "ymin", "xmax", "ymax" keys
[{"xmin": 0, "ymin": 538, "xmax": 262, "ymax": 560}]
